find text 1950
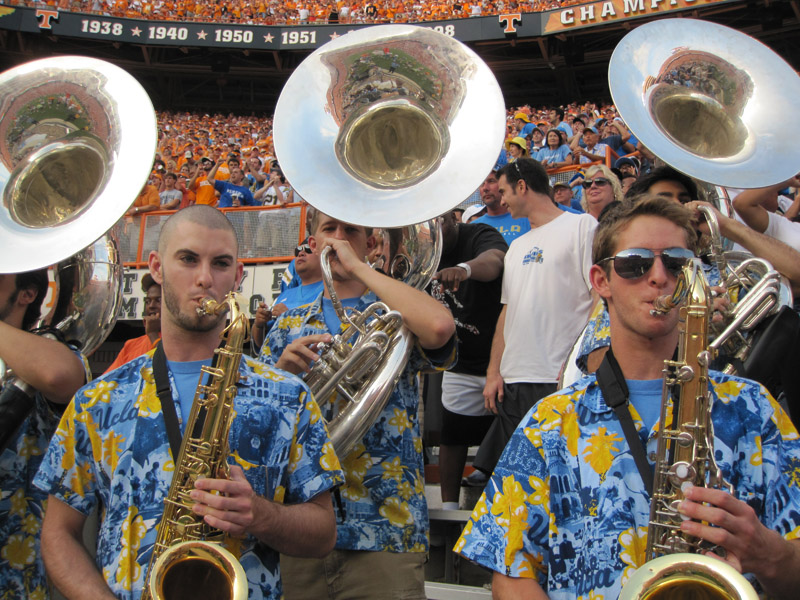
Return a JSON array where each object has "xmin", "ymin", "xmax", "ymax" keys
[{"xmin": 215, "ymin": 29, "xmax": 254, "ymax": 43}]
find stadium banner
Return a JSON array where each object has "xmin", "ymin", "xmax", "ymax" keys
[
  {"xmin": 0, "ymin": 2, "xmax": 732, "ymax": 49},
  {"xmin": 543, "ymin": 0, "xmax": 737, "ymax": 33}
]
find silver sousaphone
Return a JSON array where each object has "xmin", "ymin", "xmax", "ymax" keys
[
  {"xmin": 0, "ymin": 57, "xmax": 157, "ymax": 449},
  {"xmin": 274, "ymin": 25, "xmax": 505, "ymax": 455}
]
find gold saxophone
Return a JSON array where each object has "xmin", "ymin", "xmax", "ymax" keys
[
  {"xmin": 142, "ymin": 293, "xmax": 248, "ymax": 600},
  {"xmin": 620, "ymin": 263, "xmax": 758, "ymax": 600}
]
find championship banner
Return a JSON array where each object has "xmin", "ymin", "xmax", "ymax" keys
[{"xmin": 543, "ymin": 0, "xmax": 738, "ymax": 33}]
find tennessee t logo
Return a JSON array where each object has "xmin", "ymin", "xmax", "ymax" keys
[
  {"xmin": 498, "ymin": 13, "xmax": 521, "ymax": 33},
  {"xmin": 36, "ymin": 9, "xmax": 59, "ymax": 29}
]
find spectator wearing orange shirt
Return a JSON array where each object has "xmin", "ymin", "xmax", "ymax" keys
[{"xmin": 188, "ymin": 157, "xmax": 219, "ymax": 207}]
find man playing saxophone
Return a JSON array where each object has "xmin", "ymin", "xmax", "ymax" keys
[
  {"xmin": 259, "ymin": 208, "xmax": 457, "ymax": 600},
  {"xmin": 456, "ymin": 196, "xmax": 800, "ymax": 599},
  {"xmin": 35, "ymin": 205, "xmax": 344, "ymax": 600}
]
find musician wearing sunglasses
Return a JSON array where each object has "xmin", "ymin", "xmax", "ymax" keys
[
  {"xmin": 251, "ymin": 241, "xmax": 323, "ymax": 351},
  {"xmin": 577, "ymin": 166, "xmax": 800, "ymax": 384},
  {"xmin": 456, "ymin": 196, "xmax": 800, "ymax": 600}
]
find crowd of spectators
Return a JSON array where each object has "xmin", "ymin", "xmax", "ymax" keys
[{"xmin": 15, "ymin": 0, "xmax": 582, "ymax": 25}]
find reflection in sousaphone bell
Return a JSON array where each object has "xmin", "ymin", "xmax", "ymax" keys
[
  {"xmin": 0, "ymin": 56, "xmax": 157, "ymax": 274},
  {"xmin": 609, "ymin": 18, "xmax": 800, "ymax": 188},
  {"xmin": 274, "ymin": 24, "xmax": 506, "ymax": 229}
]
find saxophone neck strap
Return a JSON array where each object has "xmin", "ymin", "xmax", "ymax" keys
[
  {"xmin": 152, "ymin": 341, "xmax": 183, "ymax": 462},
  {"xmin": 596, "ymin": 347, "xmax": 654, "ymax": 496}
]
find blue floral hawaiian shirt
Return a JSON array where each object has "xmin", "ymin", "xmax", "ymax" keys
[
  {"xmin": 456, "ymin": 372, "xmax": 800, "ymax": 599},
  {"xmin": 34, "ymin": 350, "xmax": 343, "ymax": 600},
  {"xmin": 0, "ymin": 346, "xmax": 88, "ymax": 600},
  {"xmin": 259, "ymin": 290, "xmax": 456, "ymax": 553}
]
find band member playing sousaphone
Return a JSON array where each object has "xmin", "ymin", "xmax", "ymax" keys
[
  {"xmin": 0, "ymin": 269, "xmax": 88, "ymax": 599},
  {"xmin": 259, "ymin": 208, "xmax": 456, "ymax": 600},
  {"xmin": 36, "ymin": 206, "xmax": 344, "ymax": 600},
  {"xmin": 455, "ymin": 196, "xmax": 800, "ymax": 599}
]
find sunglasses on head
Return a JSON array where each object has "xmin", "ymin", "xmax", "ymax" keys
[
  {"xmin": 599, "ymin": 247, "xmax": 695, "ymax": 280},
  {"xmin": 294, "ymin": 243, "xmax": 312, "ymax": 256},
  {"xmin": 581, "ymin": 177, "xmax": 611, "ymax": 189}
]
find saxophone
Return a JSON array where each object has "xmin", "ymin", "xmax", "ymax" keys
[
  {"xmin": 620, "ymin": 262, "xmax": 758, "ymax": 600},
  {"xmin": 142, "ymin": 293, "xmax": 248, "ymax": 600}
]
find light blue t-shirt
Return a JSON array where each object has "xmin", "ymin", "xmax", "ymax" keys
[
  {"xmin": 626, "ymin": 378, "xmax": 662, "ymax": 433},
  {"xmin": 321, "ymin": 296, "xmax": 362, "ymax": 334},
  {"xmin": 472, "ymin": 212, "xmax": 532, "ymax": 245},
  {"xmin": 167, "ymin": 358, "xmax": 213, "ymax": 426}
]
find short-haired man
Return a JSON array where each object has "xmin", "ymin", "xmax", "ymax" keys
[
  {"xmin": 472, "ymin": 170, "xmax": 532, "ymax": 244},
  {"xmin": 475, "ymin": 158, "xmax": 597, "ymax": 477},
  {"xmin": 548, "ymin": 106, "xmax": 573, "ymax": 139},
  {"xmin": 259, "ymin": 210, "xmax": 456, "ymax": 600},
  {"xmin": 187, "ymin": 157, "xmax": 218, "ymax": 207},
  {"xmin": 158, "ymin": 172, "xmax": 183, "ymax": 210},
  {"xmin": 206, "ymin": 162, "xmax": 257, "ymax": 208},
  {"xmin": 37, "ymin": 205, "xmax": 342, "ymax": 599},
  {"xmin": 0, "ymin": 269, "xmax": 87, "ymax": 599},
  {"xmin": 456, "ymin": 196, "xmax": 800, "ymax": 600},
  {"xmin": 577, "ymin": 166, "xmax": 800, "ymax": 376},
  {"xmin": 573, "ymin": 126, "xmax": 610, "ymax": 165},
  {"xmin": 103, "ymin": 274, "xmax": 161, "ymax": 374},
  {"xmin": 251, "ymin": 239, "xmax": 324, "ymax": 350}
]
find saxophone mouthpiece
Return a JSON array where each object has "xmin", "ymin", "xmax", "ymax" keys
[
  {"xmin": 196, "ymin": 297, "xmax": 230, "ymax": 317},
  {"xmin": 650, "ymin": 294, "xmax": 674, "ymax": 316}
]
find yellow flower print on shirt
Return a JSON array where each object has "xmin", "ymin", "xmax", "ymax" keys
[
  {"xmin": 582, "ymin": 426, "xmax": 623, "ymax": 474},
  {"xmin": 28, "ymin": 587, "xmax": 47, "ymax": 600},
  {"xmin": 750, "ymin": 436, "xmax": 763, "ymax": 466},
  {"xmin": 115, "ymin": 507, "xmax": 147, "ymax": 590},
  {"xmin": 341, "ymin": 444, "xmax": 371, "ymax": 501},
  {"xmin": 17, "ymin": 434, "xmax": 42, "ymax": 459},
  {"xmin": 619, "ymin": 525, "xmax": 647, "ymax": 585},
  {"xmin": 578, "ymin": 591, "xmax": 605, "ymax": 600},
  {"xmin": 81, "ymin": 379, "xmax": 118, "ymax": 409},
  {"xmin": 388, "ymin": 408, "xmax": 412, "ymax": 434},
  {"xmin": 289, "ymin": 442, "xmax": 304, "ymax": 473},
  {"xmin": 21, "ymin": 513, "xmax": 39, "ymax": 535},
  {"xmin": 379, "ymin": 496, "xmax": 413, "ymax": 527},
  {"xmin": 135, "ymin": 372, "xmax": 162, "ymax": 417},
  {"xmin": 320, "ymin": 441, "xmax": 341, "ymax": 472},
  {"xmin": 381, "ymin": 456, "xmax": 405, "ymax": 482},
  {"xmin": 527, "ymin": 475, "xmax": 549, "ymax": 507},
  {"xmin": 102, "ymin": 430, "xmax": 126, "ymax": 473},
  {"xmin": 770, "ymin": 402, "xmax": 800, "ymax": 442},
  {"xmin": 70, "ymin": 462, "xmax": 94, "ymax": 498},
  {"xmin": 532, "ymin": 393, "xmax": 581, "ymax": 455},
  {"xmin": 713, "ymin": 379, "xmax": 746, "ymax": 404},
  {"xmin": 0, "ymin": 533, "xmax": 36, "ymax": 569},
  {"xmin": 397, "ymin": 480, "xmax": 414, "ymax": 500},
  {"xmin": 491, "ymin": 475, "xmax": 529, "ymax": 528},
  {"xmin": 9, "ymin": 488, "xmax": 28, "ymax": 517}
]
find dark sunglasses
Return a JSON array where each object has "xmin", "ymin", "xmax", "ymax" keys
[
  {"xmin": 599, "ymin": 247, "xmax": 695, "ymax": 280},
  {"xmin": 581, "ymin": 177, "xmax": 611, "ymax": 190},
  {"xmin": 294, "ymin": 243, "xmax": 312, "ymax": 256}
]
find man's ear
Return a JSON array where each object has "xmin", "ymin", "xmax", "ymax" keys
[
  {"xmin": 148, "ymin": 250, "xmax": 164, "ymax": 285},
  {"xmin": 234, "ymin": 261, "xmax": 244, "ymax": 289},
  {"xmin": 589, "ymin": 264, "xmax": 611, "ymax": 302},
  {"xmin": 309, "ymin": 235, "xmax": 318, "ymax": 252},
  {"xmin": 16, "ymin": 286, "xmax": 38, "ymax": 307},
  {"xmin": 366, "ymin": 233, "xmax": 376, "ymax": 251}
]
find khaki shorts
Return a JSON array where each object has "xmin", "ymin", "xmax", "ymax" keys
[{"xmin": 280, "ymin": 549, "xmax": 426, "ymax": 600}]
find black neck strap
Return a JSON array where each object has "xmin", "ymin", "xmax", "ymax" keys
[
  {"xmin": 152, "ymin": 341, "xmax": 183, "ymax": 461},
  {"xmin": 595, "ymin": 347, "xmax": 654, "ymax": 495}
]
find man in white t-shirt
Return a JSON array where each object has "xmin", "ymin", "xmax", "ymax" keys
[
  {"xmin": 475, "ymin": 158, "xmax": 597, "ymax": 476},
  {"xmin": 733, "ymin": 176, "xmax": 800, "ymax": 252}
]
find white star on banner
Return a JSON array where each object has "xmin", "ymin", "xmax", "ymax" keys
[
  {"xmin": 197, "ymin": 30, "xmax": 207, "ymax": 40},
  {"xmin": 263, "ymin": 33, "xmax": 274, "ymax": 43},
  {"xmin": 131, "ymin": 26, "xmax": 141, "ymax": 36}
]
